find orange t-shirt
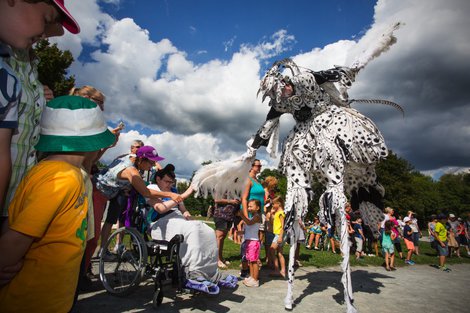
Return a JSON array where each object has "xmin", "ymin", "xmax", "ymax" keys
[{"xmin": 0, "ymin": 160, "xmax": 88, "ymax": 313}]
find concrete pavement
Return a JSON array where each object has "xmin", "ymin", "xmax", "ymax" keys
[{"xmin": 73, "ymin": 263, "xmax": 469, "ymax": 313}]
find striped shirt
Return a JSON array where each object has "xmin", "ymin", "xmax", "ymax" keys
[{"xmin": 2, "ymin": 48, "xmax": 45, "ymax": 216}]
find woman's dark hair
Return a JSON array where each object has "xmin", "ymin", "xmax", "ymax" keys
[
  {"xmin": 384, "ymin": 220, "xmax": 393, "ymax": 235},
  {"xmin": 153, "ymin": 164, "xmax": 176, "ymax": 183}
]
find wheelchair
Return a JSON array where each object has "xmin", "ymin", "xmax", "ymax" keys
[{"xmin": 98, "ymin": 202, "xmax": 186, "ymax": 308}]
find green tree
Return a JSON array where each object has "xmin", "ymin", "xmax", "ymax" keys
[
  {"xmin": 34, "ymin": 39, "xmax": 75, "ymax": 96},
  {"xmin": 437, "ymin": 173, "xmax": 470, "ymax": 215},
  {"xmin": 375, "ymin": 150, "xmax": 416, "ymax": 216}
]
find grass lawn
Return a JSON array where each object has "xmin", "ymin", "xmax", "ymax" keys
[
  {"xmin": 199, "ymin": 217, "xmax": 470, "ymax": 270},
  {"xmin": 142, "ymin": 217, "xmax": 470, "ymax": 270}
]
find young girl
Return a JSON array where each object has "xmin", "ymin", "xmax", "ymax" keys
[
  {"xmin": 240, "ymin": 199, "xmax": 262, "ymax": 287},
  {"xmin": 382, "ymin": 220, "xmax": 397, "ymax": 271},
  {"xmin": 270, "ymin": 197, "xmax": 286, "ymax": 277}
]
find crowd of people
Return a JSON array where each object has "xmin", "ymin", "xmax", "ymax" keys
[{"xmin": 212, "ymin": 173, "xmax": 470, "ymax": 283}]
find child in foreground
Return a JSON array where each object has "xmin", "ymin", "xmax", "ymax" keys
[
  {"xmin": 0, "ymin": 96, "xmax": 115, "ymax": 313},
  {"xmin": 240, "ymin": 199, "xmax": 262, "ymax": 287}
]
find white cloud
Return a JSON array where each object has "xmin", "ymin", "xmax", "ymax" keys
[{"xmin": 53, "ymin": 0, "xmax": 470, "ymax": 179}]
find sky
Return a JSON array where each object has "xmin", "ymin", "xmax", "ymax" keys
[{"xmin": 51, "ymin": 0, "xmax": 470, "ymax": 180}]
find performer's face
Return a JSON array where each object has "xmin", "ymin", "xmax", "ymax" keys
[{"xmin": 281, "ymin": 83, "xmax": 294, "ymax": 98}]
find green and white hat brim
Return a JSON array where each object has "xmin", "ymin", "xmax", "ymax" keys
[
  {"xmin": 35, "ymin": 95, "xmax": 116, "ymax": 152},
  {"xmin": 35, "ymin": 131, "xmax": 115, "ymax": 152}
]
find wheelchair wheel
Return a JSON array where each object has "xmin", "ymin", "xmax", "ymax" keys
[{"xmin": 99, "ymin": 227, "xmax": 148, "ymax": 296}]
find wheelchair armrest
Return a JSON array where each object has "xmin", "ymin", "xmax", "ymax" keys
[{"xmin": 169, "ymin": 234, "xmax": 184, "ymax": 244}]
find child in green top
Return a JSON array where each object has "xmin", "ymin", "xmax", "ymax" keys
[{"xmin": 433, "ymin": 213, "xmax": 450, "ymax": 272}]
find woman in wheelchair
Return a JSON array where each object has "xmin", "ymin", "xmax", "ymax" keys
[{"xmin": 146, "ymin": 164, "xmax": 223, "ymax": 285}]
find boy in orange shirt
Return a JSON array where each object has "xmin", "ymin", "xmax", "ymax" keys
[{"xmin": 0, "ymin": 96, "xmax": 114, "ymax": 313}]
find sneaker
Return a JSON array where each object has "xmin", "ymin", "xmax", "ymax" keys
[
  {"xmin": 305, "ymin": 245, "xmax": 311, "ymax": 249},
  {"xmin": 439, "ymin": 266, "xmax": 451, "ymax": 272},
  {"xmin": 405, "ymin": 260, "xmax": 415, "ymax": 265},
  {"xmin": 243, "ymin": 278, "xmax": 259, "ymax": 287},
  {"xmin": 367, "ymin": 254, "xmax": 375, "ymax": 257}
]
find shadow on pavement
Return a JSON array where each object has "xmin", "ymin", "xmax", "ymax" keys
[
  {"xmin": 73, "ymin": 279, "xmax": 245, "ymax": 313},
  {"xmin": 293, "ymin": 268, "xmax": 392, "ymax": 307}
]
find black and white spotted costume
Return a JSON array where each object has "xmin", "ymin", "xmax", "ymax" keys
[
  {"xmin": 192, "ymin": 23, "xmax": 401, "ymax": 313},
  {"xmin": 248, "ymin": 58, "xmax": 394, "ymax": 312}
]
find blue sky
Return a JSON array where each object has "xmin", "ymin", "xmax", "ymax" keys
[
  {"xmin": 103, "ymin": 0, "xmax": 375, "ymax": 65},
  {"xmin": 54, "ymin": 0, "xmax": 470, "ymax": 179}
]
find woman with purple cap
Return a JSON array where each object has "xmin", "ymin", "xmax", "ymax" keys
[{"xmin": 93, "ymin": 145, "xmax": 184, "ymax": 259}]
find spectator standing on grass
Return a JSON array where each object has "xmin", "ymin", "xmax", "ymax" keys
[
  {"xmin": 433, "ymin": 213, "xmax": 451, "ymax": 272},
  {"xmin": 446, "ymin": 213, "xmax": 460, "ymax": 257},
  {"xmin": 213, "ymin": 197, "xmax": 240, "ymax": 269},
  {"xmin": 407, "ymin": 211, "xmax": 422, "ymax": 256},
  {"xmin": 428, "ymin": 214, "xmax": 438, "ymax": 253},
  {"xmin": 403, "ymin": 217, "xmax": 415, "ymax": 265},
  {"xmin": 270, "ymin": 196, "xmax": 286, "ymax": 278},
  {"xmin": 389, "ymin": 214, "xmax": 403, "ymax": 259},
  {"xmin": 382, "ymin": 220, "xmax": 396, "ymax": 271},
  {"xmin": 456, "ymin": 218, "xmax": 469, "ymax": 256},
  {"xmin": 353, "ymin": 217, "xmax": 366, "ymax": 260}
]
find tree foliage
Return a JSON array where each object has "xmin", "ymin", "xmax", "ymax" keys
[{"xmin": 33, "ymin": 39, "xmax": 75, "ymax": 96}]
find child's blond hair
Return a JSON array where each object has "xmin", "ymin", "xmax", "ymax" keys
[
  {"xmin": 272, "ymin": 196, "xmax": 284, "ymax": 208},
  {"xmin": 70, "ymin": 85, "xmax": 105, "ymax": 107}
]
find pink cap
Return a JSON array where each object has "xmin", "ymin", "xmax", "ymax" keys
[
  {"xmin": 136, "ymin": 146, "xmax": 165, "ymax": 162},
  {"xmin": 53, "ymin": 0, "xmax": 80, "ymax": 34}
]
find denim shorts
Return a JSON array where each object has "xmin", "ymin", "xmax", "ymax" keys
[
  {"xmin": 265, "ymin": 231, "xmax": 275, "ymax": 245},
  {"xmin": 436, "ymin": 241, "xmax": 448, "ymax": 256},
  {"xmin": 412, "ymin": 232, "xmax": 420, "ymax": 246},
  {"xmin": 272, "ymin": 234, "xmax": 284, "ymax": 247}
]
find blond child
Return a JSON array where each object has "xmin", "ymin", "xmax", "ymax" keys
[
  {"xmin": 0, "ymin": 96, "xmax": 115, "ymax": 312},
  {"xmin": 270, "ymin": 196, "xmax": 286, "ymax": 277},
  {"xmin": 240, "ymin": 199, "xmax": 262, "ymax": 287}
]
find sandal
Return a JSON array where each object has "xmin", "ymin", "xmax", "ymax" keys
[
  {"xmin": 218, "ymin": 261, "xmax": 228, "ymax": 269},
  {"xmin": 218, "ymin": 275, "xmax": 238, "ymax": 288}
]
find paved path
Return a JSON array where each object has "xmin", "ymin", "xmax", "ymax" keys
[{"xmin": 73, "ymin": 263, "xmax": 469, "ymax": 313}]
